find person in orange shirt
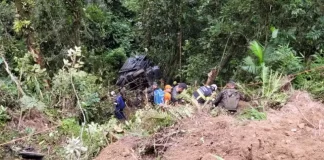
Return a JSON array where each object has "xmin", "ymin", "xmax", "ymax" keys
[{"xmin": 164, "ymin": 85, "xmax": 172, "ymax": 105}]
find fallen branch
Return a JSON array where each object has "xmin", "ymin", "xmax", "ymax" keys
[
  {"xmin": 295, "ymin": 105, "xmax": 316, "ymax": 129},
  {"xmin": 153, "ymin": 143, "xmax": 173, "ymax": 147},
  {"xmin": 69, "ymin": 71, "xmax": 86, "ymax": 140},
  {"xmin": 295, "ymin": 94, "xmax": 317, "ymax": 129},
  {"xmin": 0, "ymin": 125, "xmax": 60, "ymax": 147}
]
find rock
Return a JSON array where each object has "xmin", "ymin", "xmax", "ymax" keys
[
  {"xmin": 121, "ymin": 149, "xmax": 130, "ymax": 157},
  {"xmin": 305, "ymin": 126, "xmax": 312, "ymax": 132},
  {"xmin": 263, "ymin": 153, "xmax": 272, "ymax": 160},
  {"xmin": 298, "ymin": 123, "xmax": 305, "ymax": 129},
  {"xmin": 291, "ymin": 128, "xmax": 297, "ymax": 132},
  {"xmin": 285, "ymin": 131, "xmax": 291, "ymax": 136}
]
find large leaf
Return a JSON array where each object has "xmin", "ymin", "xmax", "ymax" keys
[
  {"xmin": 19, "ymin": 95, "xmax": 47, "ymax": 111},
  {"xmin": 249, "ymin": 41, "xmax": 264, "ymax": 65},
  {"xmin": 242, "ymin": 56, "xmax": 258, "ymax": 74}
]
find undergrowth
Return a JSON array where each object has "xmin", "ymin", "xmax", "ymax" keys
[{"xmin": 239, "ymin": 107, "xmax": 267, "ymax": 121}]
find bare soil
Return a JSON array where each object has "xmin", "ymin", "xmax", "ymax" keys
[
  {"xmin": 6, "ymin": 108, "xmax": 53, "ymax": 133},
  {"xmin": 95, "ymin": 91, "xmax": 324, "ymax": 160}
]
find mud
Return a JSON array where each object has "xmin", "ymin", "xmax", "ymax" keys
[{"xmin": 95, "ymin": 91, "xmax": 324, "ymax": 160}]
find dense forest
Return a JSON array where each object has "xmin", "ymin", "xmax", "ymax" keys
[{"xmin": 0, "ymin": 0, "xmax": 323, "ymax": 159}]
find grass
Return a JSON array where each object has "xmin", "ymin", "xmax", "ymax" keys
[{"xmin": 239, "ymin": 107, "xmax": 267, "ymax": 120}]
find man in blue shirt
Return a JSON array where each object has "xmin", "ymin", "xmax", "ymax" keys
[
  {"xmin": 114, "ymin": 88, "xmax": 126, "ymax": 120},
  {"xmin": 147, "ymin": 82, "xmax": 164, "ymax": 106}
]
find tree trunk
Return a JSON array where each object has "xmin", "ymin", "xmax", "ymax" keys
[
  {"xmin": 14, "ymin": 0, "xmax": 43, "ymax": 67},
  {"xmin": 205, "ymin": 69, "xmax": 217, "ymax": 86},
  {"xmin": 14, "ymin": 0, "xmax": 50, "ymax": 88},
  {"xmin": 205, "ymin": 48, "xmax": 235, "ymax": 85}
]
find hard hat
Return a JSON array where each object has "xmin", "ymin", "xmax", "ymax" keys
[
  {"xmin": 211, "ymin": 84, "xmax": 217, "ymax": 91},
  {"xmin": 165, "ymin": 85, "xmax": 172, "ymax": 89},
  {"xmin": 110, "ymin": 91, "xmax": 116, "ymax": 96}
]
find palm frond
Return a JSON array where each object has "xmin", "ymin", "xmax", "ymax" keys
[
  {"xmin": 248, "ymin": 41, "xmax": 264, "ymax": 65},
  {"xmin": 242, "ymin": 56, "xmax": 258, "ymax": 74}
]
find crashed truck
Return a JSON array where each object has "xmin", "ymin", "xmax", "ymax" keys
[{"xmin": 116, "ymin": 55, "xmax": 161, "ymax": 90}]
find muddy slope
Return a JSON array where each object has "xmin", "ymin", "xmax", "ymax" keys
[{"xmin": 95, "ymin": 91, "xmax": 324, "ymax": 160}]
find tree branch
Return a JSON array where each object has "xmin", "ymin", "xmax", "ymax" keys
[{"xmin": 0, "ymin": 50, "xmax": 25, "ymax": 96}]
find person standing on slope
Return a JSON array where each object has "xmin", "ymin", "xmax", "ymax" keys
[
  {"xmin": 193, "ymin": 84, "xmax": 217, "ymax": 105},
  {"xmin": 114, "ymin": 88, "xmax": 127, "ymax": 120}
]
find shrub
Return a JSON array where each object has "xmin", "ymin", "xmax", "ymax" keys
[{"xmin": 0, "ymin": 105, "xmax": 10, "ymax": 125}]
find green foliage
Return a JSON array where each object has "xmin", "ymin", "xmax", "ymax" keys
[
  {"xmin": 0, "ymin": 0, "xmax": 323, "ymax": 159},
  {"xmin": 249, "ymin": 41, "xmax": 264, "ymax": 65},
  {"xmin": 260, "ymin": 68, "xmax": 289, "ymax": 107},
  {"xmin": 13, "ymin": 20, "xmax": 31, "ymax": 33},
  {"xmin": 168, "ymin": 105, "xmax": 194, "ymax": 119},
  {"xmin": 0, "ymin": 78, "xmax": 18, "ymax": 107},
  {"xmin": 183, "ymin": 54, "xmax": 214, "ymax": 84},
  {"xmin": 242, "ymin": 56, "xmax": 258, "ymax": 75},
  {"xmin": 138, "ymin": 109, "xmax": 175, "ymax": 133},
  {"xmin": 64, "ymin": 136, "xmax": 88, "ymax": 160},
  {"xmin": 265, "ymin": 45, "xmax": 303, "ymax": 74},
  {"xmin": 125, "ymin": 105, "xmax": 193, "ymax": 135},
  {"xmin": 237, "ymin": 67, "xmax": 289, "ymax": 109},
  {"xmin": 240, "ymin": 107, "xmax": 267, "ymax": 120},
  {"xmin": 0, "ymin": 105, "xmax": 10, "ymax": 125},
  {"xmin": 19, "ymin": 95, "xmax": 47, "ymax": 111},
  {"xmin": 14, "ymin": 54, "xmax": 48, "ymax": 97},
  {"xmin": 59, "ymin": 118, "xmax": 81, "ymax": 136},
  {"xmin": 294, "ymin": 53, "xmax": 324, "ymax": 101}
]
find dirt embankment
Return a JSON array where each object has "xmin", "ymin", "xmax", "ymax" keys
[{"xmin": 95, "ymin": 91, "xmax": 324, "ymax": 160}]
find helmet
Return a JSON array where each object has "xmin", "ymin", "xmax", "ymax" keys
[
  {"xmin": 110, "ymin": 91, "xmax": 116, "ymax": 96},
  {"xmin": 210, "ymin": 84, "xmax": 217, "ymax": 91}
]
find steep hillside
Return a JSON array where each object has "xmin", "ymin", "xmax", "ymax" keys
[{"xmin": 95, "ymin": 91, "xmax": 324, "ymax": 160}]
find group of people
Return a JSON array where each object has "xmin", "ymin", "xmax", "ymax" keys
[
  {"xmin": 148, "ymin": 82, "xmax": 188, "ymax": 106},
  {"xmin": 114, "ymin": 80, "xmax": 242, "ymax": 120}
]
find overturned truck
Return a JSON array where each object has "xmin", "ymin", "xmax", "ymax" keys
[{"xmin": 116, "ymin": 55, "xmax": 161, "ymax": 90}]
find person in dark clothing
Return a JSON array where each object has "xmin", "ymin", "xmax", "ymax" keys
[
  {"xmin": 171, "ymin": 83, "xmax": 187, "ymax": 104},
  {"xmin": 193, "ymin": 84, "xmax": 217, "ymax": 105},
  {"xmin": 147, "ymin": 82, "xmax": 159, "ymax": 104},
  {"xmin": 213, "ymin": 81, "xmax": 243, "ymax": 111},
  {"xmin": 114, "ymin": 88, "xmax": 127, "ymax": 120}
]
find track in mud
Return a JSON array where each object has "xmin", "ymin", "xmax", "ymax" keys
[{"xmin": 95, "ymin": 91, "xmax": 324, "ymax": 160}]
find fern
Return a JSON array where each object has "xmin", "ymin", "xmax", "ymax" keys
[{"xmin": 261, "ymin": 64, "xmax": 269, "ymax": 97}]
